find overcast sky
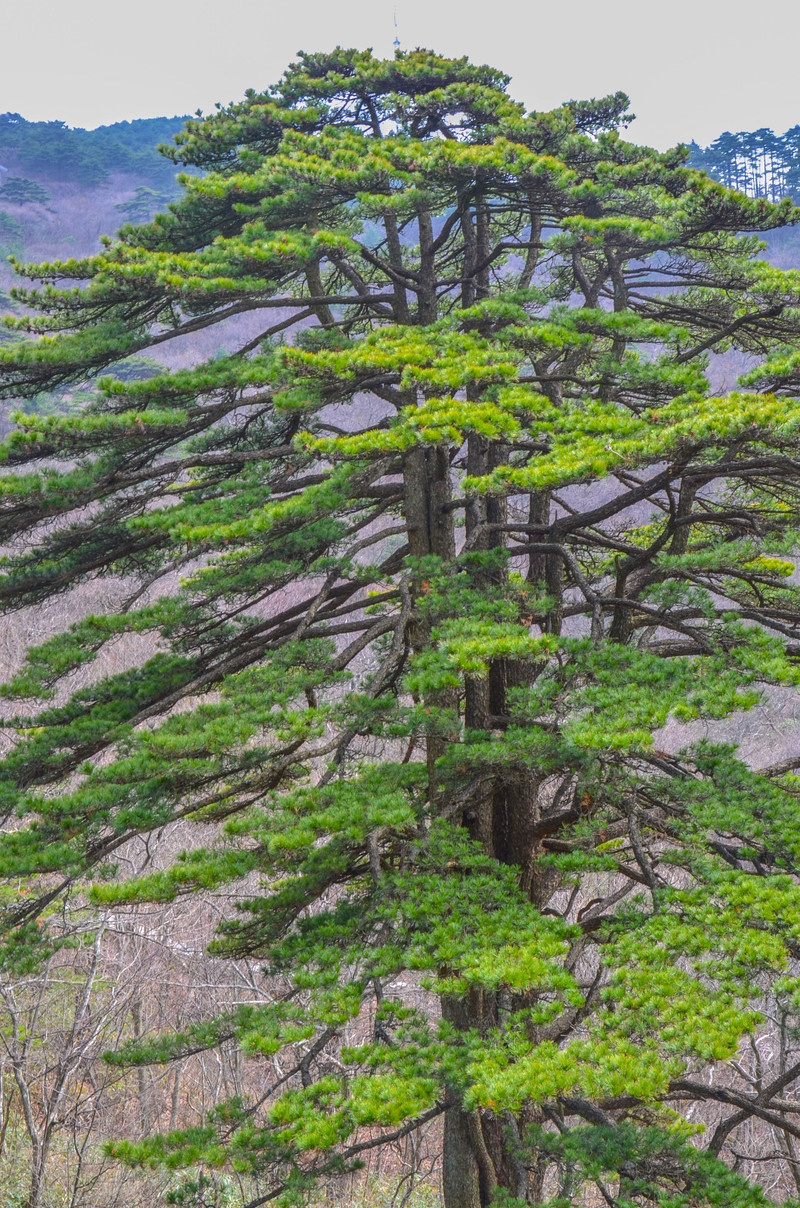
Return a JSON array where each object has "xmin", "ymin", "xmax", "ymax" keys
[{"xmin": 1, "ymin": 0, "xmax": 796, "ymax": 149}]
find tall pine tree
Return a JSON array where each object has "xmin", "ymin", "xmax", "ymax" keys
[{"xmin": 3, "ymin": 48, "xmax": 800, "ymax": 1207}]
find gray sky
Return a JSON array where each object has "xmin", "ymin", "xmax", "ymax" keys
[{"xmin": 1, "ymin": 0, "xmax": 797, "ymax": 149}]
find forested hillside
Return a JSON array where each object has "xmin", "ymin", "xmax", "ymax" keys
[
  {"xmin": 3, "ymin": 67, "xmax": 800, "ymax": 1208},
  {"xmin": 0, "ymin": 114, "xmax": 187, "ymax": 281}
]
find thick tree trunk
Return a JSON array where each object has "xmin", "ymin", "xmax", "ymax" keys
[
  {"xmin": 442, "ymin": 1097, "xmax": 483, "ymax": 1208},
  {"xmin": 404, "ymin": 439, "xmax": 557, "ymax": 1205},
  {"xmin": 439, "ymin": 439, "xmax": 553, "ymax": 1206},
  {"xmin": 443, "ymin": 991, "xmax": 537, "ymax": 1206},
  {"xmin": 403, "ymin": 443, "xmax": 455, "ymax": 564},
  {"xmin": 403, "ymin": 442, "xmax": 456, "ymax": 786},
  {"xmin": 441, "ymin": 994, "xmax": 500, "ymax": 1208}
]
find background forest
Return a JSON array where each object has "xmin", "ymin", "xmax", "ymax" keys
[{"xmin": 3, "ymin": 73, "xmax": 800, "ymax": 1208}]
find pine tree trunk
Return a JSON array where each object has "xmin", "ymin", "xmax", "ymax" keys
[
  {"xmin": 442, "ymin": 1100, "xmax": 483, "ymax": 1208},
  {"xmin": 441, "ymin": 995, "xmax": 500, "ymax": 1208},
  {"xmin": 403, "ymin": 438, "xmax": 555, "ymax": 1205},
  {"xmin": 440, "ymin": 440, "xmax": 557, "ymax": 1205},
  {"xmin": 403, "ymin": 441, "xmax": 456, "ymax": 786}
]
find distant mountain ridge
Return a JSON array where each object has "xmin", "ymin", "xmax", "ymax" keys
[{"xmin": 0, "ymin": 112, "xmax": 189, "ymax": 187}]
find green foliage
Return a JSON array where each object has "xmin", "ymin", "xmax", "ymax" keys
[
  {"xmin": 0, "ymin": 176, "xmax": 51, "ymax": 205},
  {"xmin": 516, "ymin": 1121, "xmax": 782, "ymax": 1208},
  {"xmin": 116, "ymin": 185, "xmax": 178, "ymax": 223},
  {"xmin": 2, "ymin": 45, "xmax": 800, "ymax": 1208},
  {"xmin": 165, "ymin": 1170, "xmax": 241, "ymax": 1206}
]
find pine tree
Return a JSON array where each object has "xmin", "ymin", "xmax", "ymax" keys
[{"xmin": 3, "ymin": 47, "xmax": 800, "ymax": 1208}]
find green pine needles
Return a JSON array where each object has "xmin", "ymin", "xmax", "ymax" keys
[{"xmin": 2, "ymin": 46, "xmax": 800, "ymax": 1208}]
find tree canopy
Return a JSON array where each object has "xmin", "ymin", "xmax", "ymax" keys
[{"xmin": 3, "ymin": 46, "xmax": 800, "ymax": 1208}]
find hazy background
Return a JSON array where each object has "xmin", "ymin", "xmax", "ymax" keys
[{"xmin": 0, "ymin": 0, "xmax": 796, "ymax": 148}]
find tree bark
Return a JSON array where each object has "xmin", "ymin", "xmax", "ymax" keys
[
  {"xmin": 441, "ymin": 439, "xmax": 551, "ymax": 1205},
  {"xmin": 405, "ymin": 435, "xmax": 560, "ymax": 1205}
]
